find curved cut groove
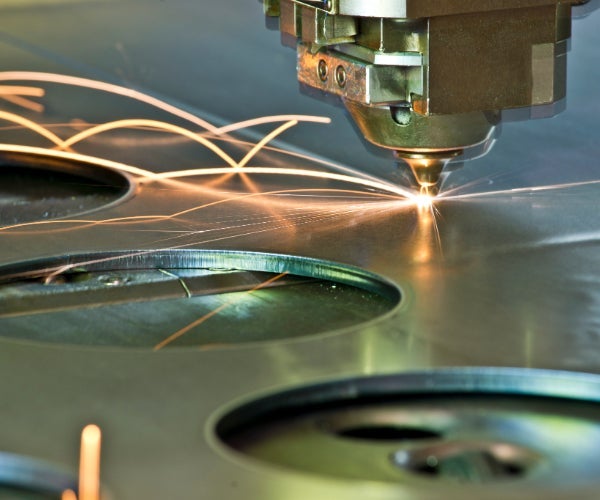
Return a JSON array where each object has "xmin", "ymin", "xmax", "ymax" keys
[
  {"xmin": 0, "ymin": 249, "xmax": 400, "ymax": 348},
  {"xmin": 0, "ymin": 150, "xmax": 132, "ymax": 225}
]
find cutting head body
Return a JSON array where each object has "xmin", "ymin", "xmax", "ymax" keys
[{"xmin": 262, "ymin": 0, "xmax": 591, "ymax": 194}]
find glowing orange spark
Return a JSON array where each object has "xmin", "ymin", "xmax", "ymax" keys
[
  {"xmin": 153, "ymin": 272, "xmax": 289, "ymax": 350},
  {"xmin": 0, "ymin": 71, "xmax": 221, "ymax": 133},
  {"xmin": 0, "ymin": 111, "xmax": 66, "ymax": 147},
  {"xmin": 0, "ymin": 72, "xmax": 392, "ymax": 199},
  {"xmin": 0, "ymin": 144, "xmax": 414, "ymax": 202},
  {"xmin": 236, "ymin": 120, "xmax": 298, "ymax": 168},
  {"xmin": 440, "ymin": 179, "xmax": 600, "ymax": 200},
  {"xmin": 61, "ymin": 489, "xmax": 77, "ymax": 500},
  {"xmin": 0, "ymin": 72, "xmax": 410, "ymax": 197},
  {"xmin": 59, "ymin": 118, "xmax": 300, "ymax": 170},
  {"xmin": 0, "ymin": 95, "xmax": 44, "ymax": 113},
  {"xmin": 0, "ymin": 144, "xmax": 155, "ymax": 177},
  {"xmin": 79, "ymin": 424, "xmax": 101, "ymax": 500},
  {"xmin": 415, "ymin": 192, "xmax": 434, "ymax": 211},
  {"xmin": 0, "ymin": 85, "xmax": 44, "ymax": 97},
  {"xmin": 150, "ymin": 166, "xmax": 416, "ymax": 199},
  {"xmin": 0, "ymin": 188, "xmax": 385, "ymax": 235},
  {"xmin": 222, "ymin": 138, "xmax": 391, "ymax": 187},
  {"xmin": 144, "ymin": 201, "xmax": 394, "ymax": 250},
  {"xmin": 0, "ymin": 85, "xmax": 45, "ymax": 112},
  {"xmin": 213, "ymin": 114, "xmax": 329, "ymax": 135},
  {"xmin": 0, "ymin": 214, "xmax": 179, "ymax": 234},
  {"xmin": 58, "ymin": 118, "xmax": 238, "ymax": 167}
]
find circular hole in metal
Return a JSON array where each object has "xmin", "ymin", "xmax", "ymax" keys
[
  {"xmin": 335, "ymin": 425, "xmax": 441, "ymax": 442},
  {"xmin": 0, "ymin": 150, "xmax": 132, "ymax": 225},
  {"xmin": 213, "ymin": 369, "xmax": 600, "ymax": 489},
  {"xmin": 0, "ymin": 451, "xmax": 76, "ymax": 499},
  {"xmin": 0, "ymin": 249, "xmax": 400, "ymax": 349}
]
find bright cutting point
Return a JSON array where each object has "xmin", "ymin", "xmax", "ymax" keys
[
  {"xmin": 396, "ymin": 150, "xmax": 461, "ymax": 197},
  {"xmin": 416, "ymin": 189, "xmax": 435, "ymax": 210}
]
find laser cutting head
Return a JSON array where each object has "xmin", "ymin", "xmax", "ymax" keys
[{"xmin": 262, "ymin": 0, "xmax": 592, "ymax": 194}]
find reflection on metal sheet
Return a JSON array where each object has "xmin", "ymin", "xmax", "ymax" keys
[
  {"xmin": 0, "ymin": 1, "xmax": 597, "ymax": 499},
  {"xmin": 214, "ymin": 370, "xmax": 600, "ymax": 492}
]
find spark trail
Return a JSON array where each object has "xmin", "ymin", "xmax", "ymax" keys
[
  {"xmin": 153, "ymin": 272, "xmax": 289, "ymax": 350},
  {"xmin": 6, "ymin": 71, "xmax": 586, "ymax": 320},
  {"xmin": 3, "ymin": 70, "xmax": 597, "ymax": 354},
  {"xmin": 0, "ymin": 84, "xmax": 45, "ymax": 112},
  {"xmin": 439, "ymin": 179, "xmax": 600, "ymax": 200},
  {"xmin": 0, "ymin": 71, "xmax": 403, "ymax": 189}
]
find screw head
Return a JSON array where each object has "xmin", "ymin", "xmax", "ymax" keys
[
  {"xmin": 335, "ymin": 65, "xmax": 347, "ymax": 88},
  {"xmin": 317, "ymin": 59, "xmax": 328, "ymax": 82}
]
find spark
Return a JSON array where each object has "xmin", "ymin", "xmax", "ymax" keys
[
  {"xmin": 430, "ymin": 203, "xmax": 444, "ymax": 259},
  {"xmin": 439, "ymin": 179, "xmax": 600, "ymax": 201},
  {"xmin": 211, "ymin": 114, "xmax": 330, "ymax": 134},
  {"xmin": 0, "ymin": 71, "xmax": 221, "ymax": 133},
  {"xmin": 0, "ymin": 94, "xmax": 44, "ymax": 113},
  {"xmin": 149, "ymin": 166, "xmax": 415, "ymax": 199},
  {"xmin": 231, "ymin": 120, "xmax": 305, "ymax": 231},
  {"xmin": 153, "ymin": 272, "xmax": 289, "ymax": 350},
  {"xmin": 140, "ymin": 204, "xmax": 375, "ymax": 247},
  {"xmin": 415, "ymin": 192, "xmax": 434, "ymax": 211},
  {"xmin": 0, "ymin": 215, "xmax": 175, "ymax": 235},
  {"xmin": 0, "ymin": 114, "xmax": 315, "ymax": 179},
  {"xmin": 409, "ymin": 200, "xmax": 445, "ymax": 264},
  {"xmin": 235, "ymin": 120, "xmax": 297, "ymax": 168},
  {"xmin": 78, "ymin": 425, "xmax": 102, "ymax": 500},
  {"xmin": 142, "ymin": 202, "xmax": 397, "ymax": 250},
  {"xmin": 0, "ymin": 190, "xmax": 401, "ymax": 283},
  {"xmin": 58, "ymin": 118, "xmax": 239, "ymax": 167},
  {"xmin": 0, "ymin": 85, "xmax": 45, "ymax": 112},
  {"xmin": 0, "ymin": 143, "xmax": 156, "ymax": 178},
  {"xmin": 0, "ymin": 111, "xmax": 66, "ymax": 147},
  {"xmin": 0, "ymin": 143, "xmax": 415, "ymax": 236},
  {"xmin": 0, "ymin": 185, "xmax": 400, "ymax": 237},
  {"xmin": 135, "ymin": 185, "xmax": 406, "ymax": 229},
  {"xmin": 233, "ymin": 170, "xmax": 295, "ymax": 236},
  {"xmin": 0, "ymin": 71, "xmax": 330, "ymax": 133},
  {"xmin": 0, "ymin": 71, "xmax": 396, "ymax": 191},
  {"xmin": 0, "ymin": 74, "xmax": 435, "ymax": 273},
  {"xmin": 237, "ymin": 139, "xmax": 393, "ymax": 187},
  {"xmin": 0, "ymin": 72, "xmax": 395, "ymax": 192},
  {"xmin": 58, "ymin": 118, "xmax": 300, "ymax": 170},
  {"xmin": 62, "ymin": 490, "xmax": 77, "ymax": 500},
  {"xmin": 0, "ymin": 85, "xmax": 44, "ymax": 97},
  {"xmin": 0, "ymin": 121, "xmax": 95, "ymax": 133}
]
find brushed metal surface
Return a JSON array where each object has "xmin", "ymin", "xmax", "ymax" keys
[{"xmin": 0, "ymin": 1, "xmax": 598, "ymax": 498}]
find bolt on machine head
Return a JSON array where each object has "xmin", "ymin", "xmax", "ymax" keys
[{"xmin": 262, "ymin": 0, "xmax": 591, "ymax": 195}]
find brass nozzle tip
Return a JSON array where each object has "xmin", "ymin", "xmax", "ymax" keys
[{"xmin": 395, "ymin": 150, "xmax": 462, "ymax": 196}]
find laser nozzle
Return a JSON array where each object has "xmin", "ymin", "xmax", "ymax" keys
[{"xmin": 395, "ymin": 150, "xmax": 462, "ymax": 197}]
